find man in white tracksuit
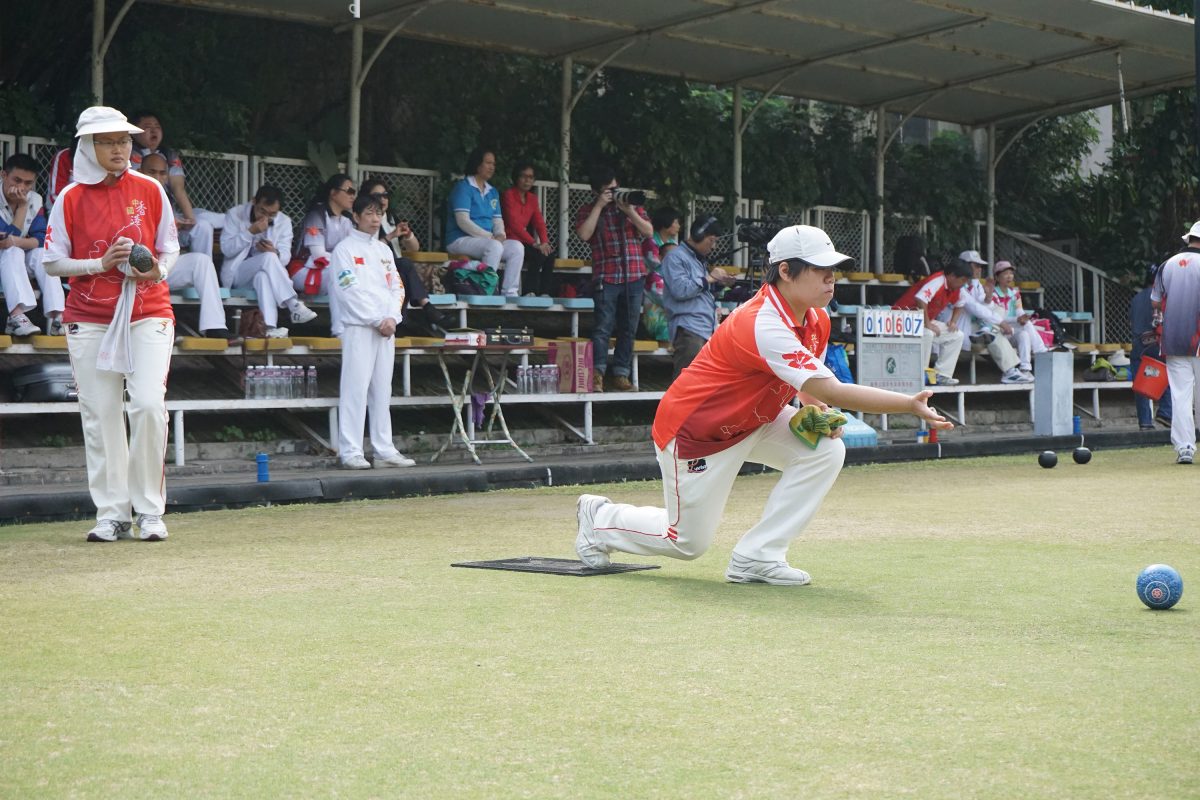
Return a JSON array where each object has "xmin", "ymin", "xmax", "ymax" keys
[
  {"xmin": 330, "ymin": 194, "xmax": 415, "ymax": 469},
  {"xmin": 1, "ymin": 153, "xmax": 65, "ymax": 336},
  {"xmin": 140, "ymin": 152, "xmax": 232, "ymax": 339},
  {"xmin": 220, "ymin": 185, "xmax": 317, "ymax": 338},
  {"xmin": 1152, "ymin": 221, "xmax": 1200, "ymax": 464}
]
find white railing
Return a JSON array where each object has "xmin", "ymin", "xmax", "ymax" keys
[
  {"xmin": 0, "ymin": 134, "xmax": 15, "ymax": 164},
  {"xmin": 18, "ymin": 136, "xmax": 61, "ymax": 200}
]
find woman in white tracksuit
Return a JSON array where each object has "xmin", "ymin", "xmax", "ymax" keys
[
  {"xmin": 330, "ymin": 194, "xmax": 415, "ymax": 469},
  {"xmin": 292, "ymin": 173, "xmax": 355, "ymax": 335}
]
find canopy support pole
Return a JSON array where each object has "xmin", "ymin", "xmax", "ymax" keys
[{"xmin": 91, "ymin": 0, "xmax": 136, "ymax": 104}]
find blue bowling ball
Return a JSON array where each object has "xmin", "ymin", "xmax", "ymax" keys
[{"xmin": 1136, "ymin": 564, "xmax": 1183, "ymax": 610}]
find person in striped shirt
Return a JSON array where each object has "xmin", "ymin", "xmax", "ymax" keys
[{"xmin": 574, "ymin": 225, "xmax": 951, "ymax": 585}]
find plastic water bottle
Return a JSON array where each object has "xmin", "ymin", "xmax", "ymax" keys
[
  {"xmin": 516, "ymin": 365, "xmax": 528, "ymax": 394},
  {"xmin": 292, "ymin": 366, "xmax": 303, "ymax": 399},
  {"xmin": 244, "ymin": 367, "xmax": 253, "ymax": 400},
  {"xmin": 306, "ymin": 366, "xmax": 318, "ymax": 398},
  {"xmin": 548, "ymin": 365, "xmax": 559, "ymax": 393}
]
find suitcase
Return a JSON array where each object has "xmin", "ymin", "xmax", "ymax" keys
[
  {"xmin": 12, "ymin": 363, "xmax": 78, "ymax": 402},
  {"xmin": 485, "ymin": 327, "xmax": 533, "ymax": 346}
]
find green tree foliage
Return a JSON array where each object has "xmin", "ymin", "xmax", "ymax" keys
[{"xmin": 889, "ymin": 132, "xmax": 988, "ymax": 257}]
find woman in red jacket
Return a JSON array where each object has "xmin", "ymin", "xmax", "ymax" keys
[
  {"xmin": 500, "ymin": 161, "xmax": 555, "ymax": 296},
  {"xmin": 43, "ymin": 107, "xmax": 180, "ymax": 543}
]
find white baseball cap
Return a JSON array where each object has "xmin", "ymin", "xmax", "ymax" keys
[
  {"xmin": 766, "ymin": 225, "xmax": 854, "ymax": 268},
  {"xmin": 1181, "ymin": 221, "xmax": 1200, "ymax": 241},
  {"xmin": 75, "ymin": 106, "xmax": 143, "ymax": 138},
  {"xmin": 959, "ymin": 249, "xmax": 987, "ymax": 265}
]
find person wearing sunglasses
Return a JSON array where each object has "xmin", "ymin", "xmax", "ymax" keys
[
  {"xmin": 289, "ymin": 173, "xmax": 356, "ymax": 333},
  {"xmin": 661, "ymin": 216, "xmax": 736, "ymax": 379}
]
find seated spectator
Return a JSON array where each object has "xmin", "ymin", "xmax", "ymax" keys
[
  {"xmin": 358, "ymin": 178, "xmax": 448, "ymax": 335},
  {"xmin": 892, "ymin": 259, "xmax": 972, "ymax": 385},
  {"xmin": 1131, "ymin": 263, "xmax": 1172, "ymax": 430},
  {"xmin": 500, "ymin": 161, "xmax": 554, "ymax": 296},
  {"xmin": 140, "ymin": 153, "xmax": 232, "ymax": 339},
  {"xmin": 291, "ymin": 173, "xmax": 356, "ymax": 334},
  {"xmin": 136, "ymin": 151, "xmax": 214, "ymax": 260},
  {"xmin": 954, "ymin": 250, "xmax": 1029, "ymax": 384},
  {"xmin": 445, "ymin": 147, "xmax": 524, "ymax": 297},
  {"xmin": 329, "ymin": 193, "xmax": 414, "ymax": 469},
  {"xmin": 661, "ymin": 217, "xmax": 736, "ymax": 379},
  {"xmin": 0, "ymin": 154, "xmax": 64, "ymax": 336},
  {"xmin": 127, "ymin": 111, "xmax": 225, "ymax": 249},
  {"xmin": 47, "ymin": 142, "xmax": 78, "ymax": 208},
  {"xmin": 222, "ymin": 185, "xmax": 316, "ymax": 338},
  {"xmin": 990, "ymin": 260, "xmax": 1046, "ymax": 381}
]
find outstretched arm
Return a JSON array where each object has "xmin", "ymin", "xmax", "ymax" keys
[{"xmin": 802, "ymin": 377, "xmax": 953, "ymax": 429}]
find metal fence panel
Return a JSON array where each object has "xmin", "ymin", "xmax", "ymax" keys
[
  {"xmin": 18, "ymin": 136, "xmax": 62, "ymax": 200},
  {"xmin": 251, "ymin": 156, "xmax": 330, "ymax": 234},
  {"xmin": 179, "ymin": 149, "xmax": 248, "ymax": 217},
  {"xmin": 689, "ymin": 195, "xmax": 738, "ymax": 266},
  {"xmin": 813, "ymin": 206, "xmax": 867, "ymax": 269},
  {"xmin": 360, "ymin": 165, "xmax": 438, "ymax": 253},
  {"xmin": 0, "ymin": 134, "xmax": 15, "ymax": 164}
]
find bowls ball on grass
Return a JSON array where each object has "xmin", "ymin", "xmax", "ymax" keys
[
  {"xmin": 1072, "ymin": 447, "xmax": 1092, "ymax": 465},
  {"xmin": 1038, "ymin": 450, "xmax": 1057, "ymax": 469},
  {"xmin": 1136, "ymin": 564, "xmax": 1183, "ymax": 610}
]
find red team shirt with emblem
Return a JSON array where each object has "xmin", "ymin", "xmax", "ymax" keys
[
  {"xmin": 45, "ymin": 169, "xmax": 179, "ymax": 325},
  {"xmin": 652, "ymin": 283, "xmax": 834, "ymax": 458}
]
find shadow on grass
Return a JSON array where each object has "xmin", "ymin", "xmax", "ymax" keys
[{"xmin": 635, "ymin": 572, "xmax": 880, "ymax": 615}]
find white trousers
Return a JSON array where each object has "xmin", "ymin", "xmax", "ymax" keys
[
  {"xmin": 1, "ymin": 246, "xmax": 65, "ymax": 315},
  {"xmin": 337, "ymin": 324, "xmax": 400, "ymax": 461},
  {"xmin": 922, "ymin": 327, "xmax": 965, "ymax": 379},
  {"xmin": 590, "ymin": 406, "xmax": 846, "ymax": 564},
  {"xmin": 1005, "ymin": 321, "xmax": 1048, "ymax": 371},
  {"xmin": 1165, "ymin": 355, "xmax": 1200, "ymax": 454},
  {"xmin": 446, "ymin": 236, "xmax": 525, "ymax": 295},
  {"xmin": 228, "ymin": 251, "xmax": 297, "ymax": 328},
  {"xmin": 982, "ymin": 333, "xmax": 1020, "ymax": 373},
  {"xmin": 165, "ymin": 252, "xmax": 226, "ymax": 331},
  {"xmin": 178, "ymin": 216, "xmax": 214, "ymax": 260},
  {"xmin": 67, "ymin": 318, "xmax": 174, "ymax": 522}
]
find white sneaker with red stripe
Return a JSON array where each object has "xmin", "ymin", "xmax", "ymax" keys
[{"xmin": 726, "ymin": 553, "xmax": 811, "ymax": 586}]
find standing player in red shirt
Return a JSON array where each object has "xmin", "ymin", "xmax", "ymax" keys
[
  {"xmin": 43, "ymin": 107, "xmax": 180, "ymax": 543},
  {"xmin": 575, "ymin": 226, "xmax": 951, "ymax": 585}
]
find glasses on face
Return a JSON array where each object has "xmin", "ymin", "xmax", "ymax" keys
[
  {"xmin": 94, "ymin": 137, "xmax": 133, "ymax": 148},
  {"xmin": 338, "ymin": 186, "xmax": 356, "ymax": 196},
  {"xmin": 519, "ymin": 172, "xmax": 535, "ymax": 181},
  {"xmin": 370, "ymin": 192, "xmax": 387, "ymax": 200}
]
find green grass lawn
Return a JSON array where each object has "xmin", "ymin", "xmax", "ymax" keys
[{"xmin": 2, "ymin": 447, "xmax": 1196, "ymax": 799}]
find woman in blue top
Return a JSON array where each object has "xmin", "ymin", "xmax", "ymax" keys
[{"xmin": 444, "ymin": 147, "xmax": 524, "ymax": 297}]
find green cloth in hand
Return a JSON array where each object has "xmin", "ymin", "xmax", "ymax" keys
[{"xmin": 788, "ymin": 405, "xmax": 849, "ymax": 449}]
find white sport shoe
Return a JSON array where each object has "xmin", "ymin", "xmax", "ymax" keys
[
  {"xmin": 341, "ymin": 455, "xmax": 371, "ymax": 469},
  {"xmin": 934, "ymin": 374, "xmax": 959, "ymax": 386},
  {"xmin": 1001, "ymin": 368, "xmax": 1033, "ymax": 384},
  {"xmin": 86, "ymin": 519, "xmax": 132, "ymax": 542},
  {"xmin": 5, "ymin": 313, "xmax": 39, "ymax": 337},
  {"xmin": 290, "ymin": 302, "xmax": 318, "ymax": 325},
  {"xmin": 1178, "ymin": 448, "xmax": 1195, "ymax": 465},
  {"xmin": 46, "ymin": 316, "xmax": 65, "ymax": 336},
  {"xmin": 135, "ymin": 513, "xmax": 168, "ymax": 541},
  {"xmin": 264, "ymin": 326, "xmax": 289, "ymax": 338},
  {"xmin": 1019, "ymin": 369, "xmax": 1035, "ymax": 382},
  {"xmin": 725, "ymin": 554, "xmax": 812, "ymax": 586},
  {"xmin": 375, "ymin": 454, "xmax": 416, "ymax": 468},
  {"xmin": 575, "ymin": 494, "xmax": 612, "ymax": 569}
]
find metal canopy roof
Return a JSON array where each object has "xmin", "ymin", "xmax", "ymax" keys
[{"xmin": 147, "ymin": 0, "xmax": 1194, "ymax": 127}]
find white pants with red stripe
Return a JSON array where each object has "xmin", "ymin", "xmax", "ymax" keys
[
  {"xmin": 590, "ymin": 406, "xmax": 846, "ymax": 564},
  {"xmin": 165, "ymin": 252, "xmax": 226, "ymax": 332},
  {"xmin": 67, "ymin": 318, "xmax": 174, "ymax": 522},
  {"xmin": 337, "ymin": 323, "xmax": 400, "ymax": 461},
  {"xmin": 1165, "ymin": 355, "xmax": 1200, "ymax": 454}
]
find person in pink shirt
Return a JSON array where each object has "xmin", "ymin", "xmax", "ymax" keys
[{"xmin": 500, "ymin": 161, "xmax": 555, "ymax": 296}]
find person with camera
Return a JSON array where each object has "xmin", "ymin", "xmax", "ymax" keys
[
  {"xmin": 661, "ymin": 216, "xmax": 736, "ymax": 379},
  {"xmin": 575, "ymin": 166, "xmax": 654, "ymax": 392},
  {"xmin": 573, "ymin": 225, "xmax": 951, "ymax": 585}
]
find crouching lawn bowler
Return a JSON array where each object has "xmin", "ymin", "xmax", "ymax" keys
[
  {"xmin": 574, "ymin": 225, "xmax": 952, "ymax": 585},
  {"xmin": 330, "ymin": 193, "xmax": 415, "ymax": 470}
]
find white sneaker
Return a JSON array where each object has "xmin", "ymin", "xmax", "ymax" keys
[
  {"xmin": 726, "ymin": 553, "xmax": 811, "ymax": 586},
  {"xmin": 934, "ymin": 374, "xmax": 959, "ymax": 386},
  {"xmin": 86, "ymin": 519, "xmax": 132, "ymax": 542},
  {"xmin": 135, "ymin": 513, "xmax": 168, "ymax": 541},
  {"xmin": 1001, "ymin": 368, "xmax": 1032, "ymax": 384},
  {"xmin": 1178, "ymin": 448, "xmax": 1195, "ymax": 465},
  {"xmin": 1019, "ymin": 369, "xmax": 1035, "ymax": 382},
  {"xmin": 290, "ymin": 302, "xmax": 318, "ymax": 324},
  {"xmin": 264, "ymin": 326, "xmax": 289, "ymax": 338},
  {"xmin": 5, "ymin": 313, "xmax": 39, "ymax": 337},
  {"xmin": 46, "ymin": 316, "xmax": 65, "ymax": 336},
  {"xmin": 575, "ymin": 494, "xmax": 612, "ymax": 569},
  {"xmin": 341, "ymin": 455, "xmax": 371, "ymax": 469},
  {"xmin": 375, "ymin": 454, "xmax": 416, "ymax": 468}
]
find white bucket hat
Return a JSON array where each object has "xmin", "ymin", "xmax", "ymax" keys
[
  {"xmin": 75, "ymin": 106, "xmax": 143, "ymax": 138},
  {"xmin": 766, "ymin": 225, "xmax": 854, "ymax": 268},
  {"xmin": 1181, "ymin": 220, "xmax": 1200, "ymax": 242},
  {"xmin": 958, "ymin": 249, "xmax": 987, "ymax": 265}
]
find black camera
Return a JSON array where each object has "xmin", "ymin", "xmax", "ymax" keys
[
  {"xmin": 735, "ymin": 215, "xmax": 785, "ymax": 248},
  {"xmin": 610, "ymin": 188, "xmax": 646, "ymax": 205}
]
